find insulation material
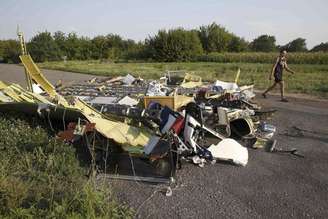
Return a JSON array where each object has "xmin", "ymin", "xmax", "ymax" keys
[
  {"xmin": 32, "ymin": 84, "xmax": 44, "ymax": 94},
  {"xmin": 207, "ymin": 138, "xmax": 248, "ymax": 166},
  {"xmin": 117, "ymin": 96, "xmax": 139, "ymax": 106}
]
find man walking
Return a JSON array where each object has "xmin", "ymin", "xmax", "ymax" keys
[{"xmin": 262, "ymin": 50, "xmax": 295, "ymax": 102}]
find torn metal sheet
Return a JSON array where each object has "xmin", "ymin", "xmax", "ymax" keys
[
  {"xmin": 122, "ymin": 74, "xmax": 136, "ymax": 85},
  {"xmin": 19, "ymin": 54, "xmax": 68, "ymax": 106},
  {"xmin": 0, "ymin": 81, "xmax": 53, "ymax": 104},
  {"xmin": 73, "ymin": 98, "xmax": 153, "ymax": 148},
  {"xmin": 83, "ymin": 115, "xmax": 151, "ymax": 148}
]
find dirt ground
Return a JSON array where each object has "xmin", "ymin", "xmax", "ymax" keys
[{"xmin": 1, "ymin": 64, "xmax": 328, "ymax": 218}]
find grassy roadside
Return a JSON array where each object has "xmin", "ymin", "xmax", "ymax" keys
[
  {"xmin": 0, "ymin": 114, "xmax": 133, "ymax": 218},
  {"xmin": 39, "ymin": 61, "xmax": 328, "ymax": 97}
]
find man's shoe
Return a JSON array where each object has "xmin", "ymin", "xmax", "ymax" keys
[
  {"xmin": 262, "ymin": 93, "xmax": 267, "ymax": 98},
  {"xmin": 281, "ymin": 98, "xmax": 289, "ymax": 102}
]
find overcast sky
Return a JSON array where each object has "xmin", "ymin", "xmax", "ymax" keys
[{"xmin": 0, "ymin": 0, "xmax": 327, "ymax": 48}]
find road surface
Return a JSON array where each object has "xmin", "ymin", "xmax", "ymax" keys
[{"xmin": 1, "ymin": 64, "xmax": 327, "ymax": 218}]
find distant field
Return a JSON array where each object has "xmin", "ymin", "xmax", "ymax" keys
[
  {"xmin": 39, "ymin": 61, "xmax": 328, "ymax": 97},
  {"xmin": 197, "ymin": 52, "xmax": 328, "ymax": 64}
]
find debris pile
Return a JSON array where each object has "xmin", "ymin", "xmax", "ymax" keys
[{"xmin": 0, "ymin": 34, "xmax": 279, "ymax": 184}]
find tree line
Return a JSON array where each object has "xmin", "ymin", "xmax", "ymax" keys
[{"xmin": 0, "ymin": 22, "xmax": 327, "ymax": 63}]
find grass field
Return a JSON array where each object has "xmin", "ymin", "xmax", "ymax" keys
[
  {"xmin": 39, "ymin": 61, "xmax": 328, "ymax": 97},
  {"xmin": 0, "ymin": 114, "xmax": 133, "ymax": 218}
]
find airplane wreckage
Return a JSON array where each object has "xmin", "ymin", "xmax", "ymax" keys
[{"xmin": 0, "ymin": 32, "xmax": 286, "ymax": 185}]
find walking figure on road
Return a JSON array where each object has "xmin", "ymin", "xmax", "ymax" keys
[{"xmin": 262, "ymin": 50, "xmax": 295, "ymax": 102}]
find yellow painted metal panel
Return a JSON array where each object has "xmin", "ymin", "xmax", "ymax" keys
[
  {"xmin": 235, "ymin": 68, "xmax": 241, "ymax": 84},
  {"xmin": 19, "ymin": 55, "xmax": 56, "ymax": 96},
  {"xmin": 181, "ymin": 73, "xmax": 203, "ymax": 88},
  {"xmin": 19, "ymin": 55, "xmax": 68, "ymax": 106},
  {"xmin": 74, "ymin": 98, "xmax": 151, "ymax": 147}
]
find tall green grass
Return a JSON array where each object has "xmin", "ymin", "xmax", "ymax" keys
[
  {"xmin": 0, "ymin": 114, "xmax": 133, "ymax": 218},
  {"xmin": 196, "ymin": 52, "xmax": 328, "ymax": 64}
]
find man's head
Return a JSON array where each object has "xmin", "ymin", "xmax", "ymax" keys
[{"xmin": 280, "ymin": 49, "xmax": 287, "ymax": 57}]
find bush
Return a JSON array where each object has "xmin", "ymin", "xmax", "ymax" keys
[
  {"xmin": 0, "ymin": 114, "xmax": 133, "ymax": 218},
  {"xmin": 1, "ymin": 40, "xmax": 21, "ymax": 63},
  {"xmin": 146, "ymin": 28, "xmax": 203, "ymax": 62},
  {"xmin": 250, "ymin": 35, "xmax": 277, "ymax": 52}
]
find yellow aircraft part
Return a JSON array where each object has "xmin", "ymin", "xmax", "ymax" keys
[
  {"xmin": 19, "ymin": 55, "xmax": 56, "ymax": 96},
  {"xmin": 74, "ymin": 98, "xmax": 151, "ymax": 147},
  {"xmin": 84, "ymin": 115, "xmax": 151, "ymax": 148},
  {"xmin": 180, "ymin": 81, "xmax": 203, "ymax": 88},
  {"xmin": 175, "ymin": 95, "xmax": 194, "ymax": 109},
  {"xmin": 183, "ymin": 73, "xmax": 202, "ymax": 83},
  {"xmin": 0, "ymin": 81, "xmax": 9, "ymax": 89},
  {"xmin": 181, "ymin": 73, "xmax": 203, "ymax": 88},
  {"xmin": 73, "ymin": 98, "xmax": 104, "ymax": 118},
  {"xmin": 0, "ymin": 93, "xmax": 12, "ymax": 102},
  {"xmin": 19, "ymin": 54, "xmax": 68, "ymax": 106},
  {"xmin": 234, "ymin": 68, "xmax": 241, "ymax": 84},
  {"xmin": 0, "ymin": 81, "xmax": 53, "ymax": 104},
  {"xmin": 1, "ymin": 86, "xmax": 23, "ymax": 102}
]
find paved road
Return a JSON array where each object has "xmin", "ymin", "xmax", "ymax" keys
[
  {"xmin": 0, "ymin": 63, "xmax": 99, "ymax": 87},
  {"xmin": 1, "ymin": 64, "xmax": 327, "ymax": 218},
  {"xmin": 109, "ymin": 95, "xmax": 328, "ymax": 219}
]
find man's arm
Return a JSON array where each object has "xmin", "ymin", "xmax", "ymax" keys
[
  {"xmin": 285, "ymin": 63, "xmax": 295, "ymax": 74},
  {"xmin": 270, "ymin": 58, "xmax": 279, "ymax": 79}
]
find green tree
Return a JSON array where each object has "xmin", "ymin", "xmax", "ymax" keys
[
  {"xmin": 65, "ymin": 32, "xmax": 80, "ymax": 59},
  {"xmin": 53, "ymin": 31, "xmax": 66, "ymax": 58},
  {"xmin": 228, "ymin": 36, "xmax": 249, "ymax": 52},
  {"xmin": 250, "ymin": 35, "xmax": 277, "ymax": 52},
  {"xmin": 283, "ymin": 38, "xmax": 307, "ymax": 52},
  {"xmin": 2, "ymin": 40, "xmax": 21, "ymax": 63},
  {"xmin": 90, "ymin": 34, "xmax": 128, "ymax": 60},
  {"xmin": 311, "ymin": 42, "xmax": 328, "ymax": 52},
  {"xmin": 28, "ymin": 31, "xmax": 61, "ymax": 62},
  {"xmin": 147, "ymin": 28, "xmax": 203, "ymax": 62},
  {"xmin": 91, "ymin": 35, "xmax": 107, "ymax": 59},
  {"xmin": 198, "ymin": 23, "xmax": 234, "ymax": 53},
  {"xmin": 0, "ymin": 40, "xmax": 5, "ymax": 61},
  {"xmin": 122, "ymin": 41, "xmax": 147, "ymax": 60}
]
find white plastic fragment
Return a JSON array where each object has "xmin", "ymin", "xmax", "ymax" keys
[
  {"xmin": 122, "ymin": 74, "xmax": 136, "ymax": 85},
  {"xmin": 208, "ymin": 138, "xmax": 248, "ymax": 166},
  {"xmin": 214, "ymin": 80, "xmax": 239, "ymax": 91},
  {"xmin": 32, "ymin": 84, "xmax": 44, "ymax": 94},
  {"xmin": 117, "ymin": 96, "xmax": 139, "ymax": 106}
]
